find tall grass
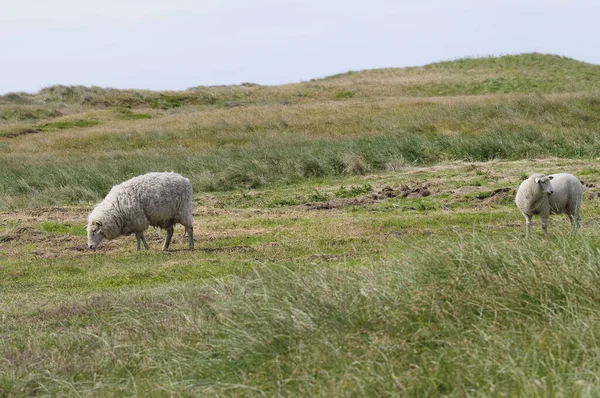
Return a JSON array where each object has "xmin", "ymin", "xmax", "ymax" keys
[
  {"xmin": 2, "ymin": 125, "xmax": 600, "ymax": 208},
  {"xmin": 3, "ymin": 233, "xmax": 600, "ymax": 396}
]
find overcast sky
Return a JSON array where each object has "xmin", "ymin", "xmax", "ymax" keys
[{"xmin": 1, "ymin": 0, "xmax": 598, "ymax": 94}]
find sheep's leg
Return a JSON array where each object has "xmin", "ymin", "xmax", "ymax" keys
[
  {"xmin": 136, "ymin": 232, "xmax": 149, "ymax": 251},
  {"xmin": 163, "ymin": 227, "xmax": 174, "ymax": 251},
  {"xmin": 569, "ymin": 212, "xmax": 581, "ymax": 231},
  {"xmin": 524, "ymin": 214, "xmax": 532, "ymax": 237},
  {"xmin": 566, "ymin": 214, "xmax": 576, "ymax": 230},
  {"xmin": 574, "ymin": 207, "xmax": 582, "ymax": 230},
  {"xmin": 185, "ymin": 225, "xmax": 194, "ymax": 250},
  {"xmin": 141, "ymin": 234, "xmax": 149, "ymax": 250},
  {"xmin": 541, "ymin": 217, "xmax": 549, "ymax": 237},
  {"xmin": 566, "ymin": 210, "xmax": 582, "ymax": 231}
]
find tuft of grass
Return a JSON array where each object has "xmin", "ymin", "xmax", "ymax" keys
[
  {"xmin": 579, "ymin": 167, "xmax": 600, "ymax": 177},
  {"xmin": 266, "ymin": 197, "xmax": 300, "ymax": 207},
  {"xmin": 149, "ymin": 94, "xmax": 195, "ymax": 109},
  {"xmin": 308, "ymin": 188, "xmax": 330, "ymax": 202},
  {"xmin": 116, "ymin": 108, "xmax": 153, "ymax": 120},
  {"xmin": 39, "ymin": 221, "xmax": 86, "ymax": 236},
  {"xmin": 335, "ymin": 91, "xmax": 354, "ymax": 98},
  {"xmin": 335, "ymin": 184, "xmax": 372, "ymax": 198},
  {"xmin": 38, "ymin": 119, "xmax": 100, "ymax": 130}
]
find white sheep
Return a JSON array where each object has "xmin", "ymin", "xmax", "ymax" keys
[
  {"xmin": 86, "ymin": 172, "xmax": 194, "ymax": 251},
  {"xmin": 515, "ymin": 172, "xmax": 583, "ymax": 236}
]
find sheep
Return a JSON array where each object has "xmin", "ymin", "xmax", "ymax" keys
[
  {"xmin": 515, "ymin": 172, "xmax": 583, "ymax": 236},
  {"xmin": 86, "ymin": 172, "xmax": 194, "ymax": 251}
]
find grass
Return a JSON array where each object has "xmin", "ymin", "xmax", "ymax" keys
[
  {"xmin": 39, "ymin": 221, "xmax": 86, "ymax": 235},
  {"xmin": 335, "ymin": 184, "xmax": 373, "ymax": 198},
  {"xmin": 2, "ymin": 53, "xmax": 600, "ymax": 395},
  {"xmin": 4, "ymin": 224, "xmax": 600, "ymax": 395},
  {"xmin": 2, "ymin": 123, "xmax": 600, "ymax": 206}
]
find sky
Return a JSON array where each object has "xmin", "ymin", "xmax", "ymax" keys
[{"xmin": 1, "ymin": 0, "xmax": 599, "ymax": 94}]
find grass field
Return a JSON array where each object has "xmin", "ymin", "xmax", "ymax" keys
[{"xmin": 2, "ymin": 53, "xmax": 600, "ymax": 396}]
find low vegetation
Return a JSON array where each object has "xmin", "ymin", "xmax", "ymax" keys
[{"xmin": 2, "ymin": 53, "xmax": 600, "ymax": 395}]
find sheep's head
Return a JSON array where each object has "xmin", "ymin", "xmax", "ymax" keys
[
  {"xmin": 85, "ymin": 221, "xmax": 105, "ymax": 249},
  {"xmin": 534, "ymin": 175, "xmax": 554, "ymax": 196}
]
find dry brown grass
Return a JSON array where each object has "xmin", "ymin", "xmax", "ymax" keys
[{"xmin": 3, "ymin": 91, "xmax": 597, "ymax": 159}]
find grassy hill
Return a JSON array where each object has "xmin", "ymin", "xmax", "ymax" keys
[
  {"xmin": 1, "ymin": 53, "xmax": 600, "ymax": 208},
  {"xmin": 2, "ymin": 53, "xmax": 600, "ymax": 396}
]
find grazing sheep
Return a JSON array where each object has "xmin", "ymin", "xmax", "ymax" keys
[
  {"xmin": 86, "ymin": 172, "xmax": 194, "ymax": 251},
  {"xmin": 515, "ymin": 172, "xmax": 583, "ymax": 236}
]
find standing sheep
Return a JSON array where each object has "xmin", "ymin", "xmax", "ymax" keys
[
  {"xmin": 86, "ymin": 172, "xmax": 194, "ymax": 251},
  {"xmin": 515, "ymin": 172, "xmax": 583, "ymax": 236}
]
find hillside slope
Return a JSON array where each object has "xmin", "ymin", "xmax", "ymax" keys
[
  {"xmin": 2, "ymin": 53, "xmax": 599, "ymax": 108},
  {"xmin": 0, "ymin": 53, "xmax": 599, "ymax": 208}
]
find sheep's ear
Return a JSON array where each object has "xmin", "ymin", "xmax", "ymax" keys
[
  {"xmin": 548, "ymin": 176, "xmax": 554, "ymax": 180},
  {"xmin": 534, "ymin": 177, "xmax": 541, "ymax": 184},
  {"xmin": 84, "ymin": 225, "xmax": 88, "ymax": 230}
]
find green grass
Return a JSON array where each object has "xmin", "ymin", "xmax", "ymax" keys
[
  {"xmin": 116, "ymin": 108, "xmax": 153, "ymax": 120},
  {"xmin": 4, "ymin": 231, "xmax": 600, "ymax": 396},
  {"xmin": 1, "ymin": 89, "xmax": 600, "ymax": 207},
  {"xmin": 38, "ymin": 119, "xmax": 100, "ymax": 130},
  {"xmin": 0, "ymin": 162, "xmax": 598, "ymax": 395},
  {"xmin": 2, "ymin": 52, "xmax": 600, "ymax": 395},
  {"xmin": 335, "ymin": 184, "xmax": 373, "ymax": 198},
  {"xmin": 39, "ymin": 221, "xmax": 86, "ymax": 236},
  {"xmin": 2, "ymin": 123, "xmax": 600, "ymax": 209}
]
